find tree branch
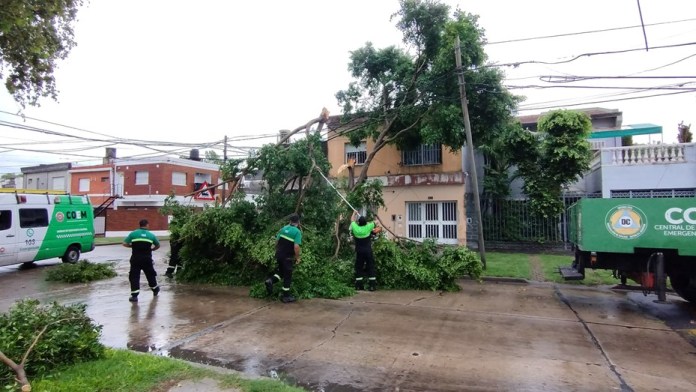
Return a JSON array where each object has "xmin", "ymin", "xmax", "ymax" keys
[
  {"xmin": 383, "ymin": 114, "xmax": 425, "ymax": 144},
  {"xmin": 0, "ymin": 316, "xmax": 78, "ymax": 391},
  {"xmin": 0, "ymin": 350, "xmax": 29, "ymax": 389},
  {"xmin": 333, "ymin": 215, "xmax": 343, "ymax": 258},
  {"xmin": 230, "ymin": 108, "xmax": 329, "ymax": 201}
]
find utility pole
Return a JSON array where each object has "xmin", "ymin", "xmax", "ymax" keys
[
  {"xmin": 455, "ymin": 36, "xmax": 487, "ymax": 269},
  {"xmin": 222, "ymin": 135, "xmax": 228, "ymax": 203}
]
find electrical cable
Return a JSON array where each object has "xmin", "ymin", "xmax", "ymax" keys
[
  {"xmin": 486, "ymin": 17, "xmax": 696, "ymax": 45},
  {"xmin": 507, "ymin": 83, "xmax": 696, "ymax": 91},
  {"xmin": 518, "ymin": 89, "xmax": 696, "ymax": 111},
  {"xmin": 490, "ymin": 41, "xmax": 696, "ymax": 68}
]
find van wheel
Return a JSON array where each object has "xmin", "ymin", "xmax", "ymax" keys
[{"xmin": 62, "ymin": 246, "xmax": 80, "ymax": 263}]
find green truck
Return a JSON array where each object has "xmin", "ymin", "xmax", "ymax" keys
[{"xmin": 562, "ymin": 197, "xmax": 696, "ymax": 303}]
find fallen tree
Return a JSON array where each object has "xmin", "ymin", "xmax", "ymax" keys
[{"xmin": 163, "ymin": 112, "xmax": 483, "ymax": 300}]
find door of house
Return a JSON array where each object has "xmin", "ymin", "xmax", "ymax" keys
[
  {"xmin": 406, "ymin": 201, "xmax": 458, "ymax": 245},
  {"xmin": 115, "ymin": 172, "xmax": 124, "ymax": 196}
]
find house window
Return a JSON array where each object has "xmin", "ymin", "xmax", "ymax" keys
[
  {"xmin": 345, "ymin": 142, "xmax": 367, "ymax": 165},
  {"xmin": 19, "ymin": 208, "xmax": 49, "ymax": 228},
  {"xmin": 406, "ymin": 201, "xmax": 457, "ymax": 244},
  {"xmin": 172, "ymin": 172, "xmax": 187, "ymax": 186},
  {"xmin": 78, "ymin": 178, "xmax": 90, "ymax": 192},
  {"xmin": 51, "ymin": 176, "xmax": 65, "ymax": 190},
  {"xmin": 402, "ymin": 144, "xmax": 442, "ymax": 166},
  {"xmin": 101, "ymin": 176, "xmax": 109, "ymax": 182},
  {"xmin": 135, "ymin": 171, "xmax": 149, "ymax": 185},
  {"xmin": 194, "ymin": 172, "xmax": 212, "ymax": 184}
]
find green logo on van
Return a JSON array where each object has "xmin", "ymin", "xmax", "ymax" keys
[{"xmin": 605, "ymin": 205, "xmax": 647, "ymax": 240}]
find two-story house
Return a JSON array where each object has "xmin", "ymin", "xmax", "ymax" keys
[
  {"xmin": 21, "ymin": 162, "xmax": 72, "ymax": 191},
  {"xmin": 514, "ymin": 108, "xmax": 691, "ymax": 199},
  {"xmin": 69, "ymin": 149, "xmax": 220, "ymax": 236},
  {"xmin": 326, "ymin": 119, "xmax": 466, "ymax": 245}
]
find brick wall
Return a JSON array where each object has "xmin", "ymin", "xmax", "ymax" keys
[
  {"xmin": 106, "ymin": 207, "xmax": 169, "ymax": 231},
  {"xmin": 71, "ymin": 170, "xmax": 111, "ymax": 200},
  {"xmin": 117, "ymin": 163, "xmax": 218, "ymax": 197}
]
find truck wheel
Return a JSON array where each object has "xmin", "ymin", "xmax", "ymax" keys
[
  {"xmin": 62, "ymin": 246, "xmax": 80, "ymax": 263},
  {"xmin": 669, "ymin": 275, "xmax": 696, "ymax": 303}
]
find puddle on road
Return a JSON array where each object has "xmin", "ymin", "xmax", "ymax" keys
[
  {"xmin": 165, "ymin": 346, "xmax": 365, "ymax": 392},
  {"xmin": 168, "ymin": 346, "xmax": 268, "ymax": 377}
]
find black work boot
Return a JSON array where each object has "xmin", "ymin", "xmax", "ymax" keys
[
  {"xmin": 281, "ymin": 291, "xmax": 296, "ymax": 303},
  {"xmin": 128, "ymin": 295, "xmax": 138, "ymax": 303},
  {"xmin": 152, "ymin": 287, "xmax": 160, "ymax": 297},
  {"xmin": 355, "ymin": 279, "xmax": 364, "ymax": 290},
  {"xmin": 368, "ymin": 280, "xmax": 377, "ymax": 292}
]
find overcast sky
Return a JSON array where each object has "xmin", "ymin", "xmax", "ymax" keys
[{"xmin": 1, "ymin": 0, "xmax": 695, "ymax": 174}]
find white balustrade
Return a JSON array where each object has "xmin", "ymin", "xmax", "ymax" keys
[{"xmin": 604, "ymin": 143, "xmax": 689, "ymax": 166}]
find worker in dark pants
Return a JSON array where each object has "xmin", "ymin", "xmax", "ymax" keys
[
  {"xmin": 123, "ymin": 219, "xmax": 161, "ymax": 302},
  {"xmin": 164, "ymin": 233, "xmax": 183, "ymax": 278},
  {"xmin": 265, "ymin": 213, "xmax": 302, "ymax": 303},
  {"xmin": 350, "ymin": 212, "xmax": 381, "ymax": 291}
]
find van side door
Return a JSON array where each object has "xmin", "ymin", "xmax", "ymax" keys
[
  {"xmin": 0, "ymin": 209, "xmax": 18, "ymax": 266},
  {"xmin": 18, "ymin": 208, "xmax": 49, "ymax": 263}
]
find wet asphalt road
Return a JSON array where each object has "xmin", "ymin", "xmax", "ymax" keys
[{"xmin": 2, "ymin": 244, "xmax": 696, "ymax": 391}]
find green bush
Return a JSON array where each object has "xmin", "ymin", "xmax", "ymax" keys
[
  {"xmin": 45, "ymin": 260, "xmax": 117, "ymax": 283},
  {"xmin": 0, "ymin": 299, "xmax": 105, "ymax": 387},
  {"xmin": 374, "ymin": 238, "xmax": 482, "ymax": 291}
]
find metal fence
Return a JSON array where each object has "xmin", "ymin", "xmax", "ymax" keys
[
  {"xmin": 479, "ymin": 190, "xmax": 696, "ymax": 248},
  {"xmin": 480, "ymin": 194, "xmax": 600, "ymax": 246}
]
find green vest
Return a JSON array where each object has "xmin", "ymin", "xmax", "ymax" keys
[{"xmin": 350, "ymin": 221, "xmax": 375, "ymax": 239}]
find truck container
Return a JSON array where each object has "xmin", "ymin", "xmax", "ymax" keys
[{"xmin": 562, "ymin": 197, "xmax": 696, "ymax": 303}]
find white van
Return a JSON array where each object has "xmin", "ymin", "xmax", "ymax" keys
[{"xmin": 0, "ymin": 190, "xmax": 95, "ymax": 267}]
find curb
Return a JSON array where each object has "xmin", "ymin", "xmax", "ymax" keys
[{"xmin": 481, "ymin": 276, "xmax": 529, "ymax": 284}]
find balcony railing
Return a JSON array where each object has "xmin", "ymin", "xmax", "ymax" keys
[{"xmin": 603, "ymin": 144, "xmax": 688, "ymax": 166}]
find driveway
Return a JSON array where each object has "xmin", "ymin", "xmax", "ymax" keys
[{"xmin": 1, "ymin": 243, "xmax": 696, "ymax": 391}]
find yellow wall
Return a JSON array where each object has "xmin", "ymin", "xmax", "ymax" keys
[
  {"xmin": 327, "ymin": 131, "xmax": 463, "ymax": 177},
  {"xmin": 326, "ymin": 127, "xmax": 467, "ymax": 246},
  {"xmin": 377, "ymin": 183, "xmax": 467, "ymax": 245}
]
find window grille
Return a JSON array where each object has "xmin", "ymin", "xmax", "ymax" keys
[
  {"xmin": 345, "ymin": 142, "xmax": 367, "ymax": 165},
  {"xmin": 406, "ymin": 201, "xmax": 457, "ymax": 244},
  {"xmin": 401, "ymin": 144, "xmax": 442, "ymax": 166}
]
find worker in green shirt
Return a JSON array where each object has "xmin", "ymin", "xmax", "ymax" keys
[
  {"xmin": 265, "ymin": 213, "xmax": 302, "ymax": 303},
  {"xmin": 350, "ymin": 212, "xmax": 381, "ymax": 291},
  {"xmin": 123, "ymin": 219, "xmax": 161, "ymax": 302}
]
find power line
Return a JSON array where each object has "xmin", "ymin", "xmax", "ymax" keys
[
  {"xmin": 491, "ymin": 41, "xmax": 696, "ymax": 68},
  {"xmin": 507, "ymin": 84, "xmax": 696, "ymax": 91},
  {"xmin": 486, "ymin": 17, "xmax": 696, "ymax": 45},
  {"xmin": 632, "ymin": 53, "xmax": 696, "ymax": 74},
  {"xmin": 503, "ymin": 53, "xmax": 696, "ymax": 84},
  {"xmin": 540, "ymin": 75, "xmax": 696, "ymax": 82},
  {"xmin": 518, "ymin": 89, "xmax": 696, "ymax": 111}
]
